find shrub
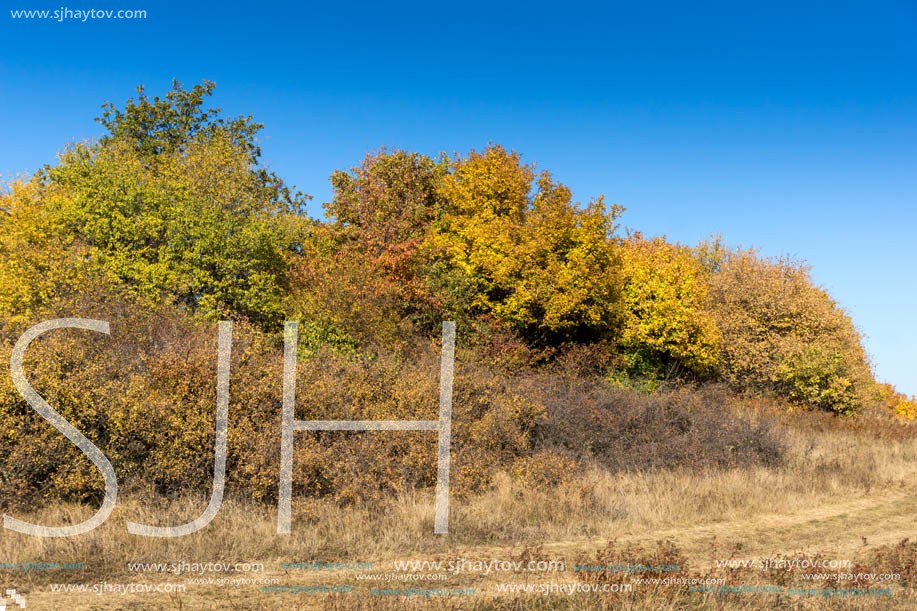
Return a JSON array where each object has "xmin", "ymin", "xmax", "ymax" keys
[
  {"xmin": 0, "ymin": 291, "xmax": 548, "ymax": 507},
  {"xmin": 285, "ymin": 223, "xmax": 405, "ymax": 353},
  {"xmin": 0, "ymin": 289, "xmax": 287, "ymax": 508},
  {"xmin": 2, "ymin": 276, "xmax": 787, "ymax": 511},
  {"xmin": 704, "ymin": 246, "xmax": 875, "ymax": 414},
  {"xmin": 529, "ymin": 379, "xmax": 786, "ymax": 471},
  {"xmin": 510, "ymin": 450, "xmax": 577, "ymax": 490},
  {"xmin": 896, "ymin": 399, "xmax": 917, "ymax": 420},
  {"xmin": 774, "ymin": 345, "xmax": 861, "ymax": 414},
  {"xmin": 878, "ymin": 383, "xmax": 917, "ymax": 421}
]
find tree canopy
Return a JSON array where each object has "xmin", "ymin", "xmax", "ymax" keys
[{"xmin": 0, "ymin": 80, "xmax": 893, "ymax": 416}]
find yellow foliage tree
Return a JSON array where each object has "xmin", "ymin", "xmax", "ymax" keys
[
  {"xmin": 431, "ymin": 145, "xmax": 623, "ymax": 342},
  {"xmin": 877, "ymin": 383, "xmax": 917, "ymax": 420},
  {"xmin": 0, "ymin": 178, "xmax": 92, "ymax": 327},
  {"xmin": 705, "ymin": 246, "xmax": 875, "ymax": 414},
  {"xmin": 618, "ymin": 235, "xmax": 720, "ymax": 377}
]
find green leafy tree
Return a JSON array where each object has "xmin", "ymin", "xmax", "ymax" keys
[
  {"xmin": 12, "ymin": 81, "xmax": 312, "ymax": 331},
  {"xmin": 97, "ymin": 79, "xmax": 262, "ymax": 163}
]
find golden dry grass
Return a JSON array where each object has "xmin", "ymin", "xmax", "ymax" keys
[{"xmin": 1, "ymin": 418, "xmax": 915, "ymax": 610}]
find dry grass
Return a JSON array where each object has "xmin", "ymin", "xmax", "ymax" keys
[{"xmin": 1, "ymin": 413, "xmax": 915, "ymax": 609}]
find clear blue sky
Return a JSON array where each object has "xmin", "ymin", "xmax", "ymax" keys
[{"xmin": 2, "ymin": 1, "xmax": 915, "ymax": 394}]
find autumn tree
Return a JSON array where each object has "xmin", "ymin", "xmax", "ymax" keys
[
  {"xmin": 6, "ymin": 81, "xmax": 310, "ymax": 332},
  {"xmin": 704, "ymin": 246, "xmax": 875, "ymax": 414},
  {"xmin": 324, "ymin": 149, "xmax": 448, "ymax": 315},
  {"xmin": 618, "ymin": 235, "xmax": 720, "ymax": 377},
  {"xmin": 0, "ymin": 178, "xmax": 92, "ymax": 326},
  {"xmin": 430, "ymin": 145, "xmax": 624, "ymax": 343},
  {"xmin": 283, "ymin": 149, "xmax": 451, "ymax": 350}
]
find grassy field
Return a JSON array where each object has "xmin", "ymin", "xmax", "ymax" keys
[{"xmin": 2, "ymin": 410, "xmax": 915, "ymax": 610}]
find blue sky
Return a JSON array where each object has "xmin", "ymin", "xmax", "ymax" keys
[{"xmin": 2, "ymin": 1, "xmax": 915, "ymax": 394}]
